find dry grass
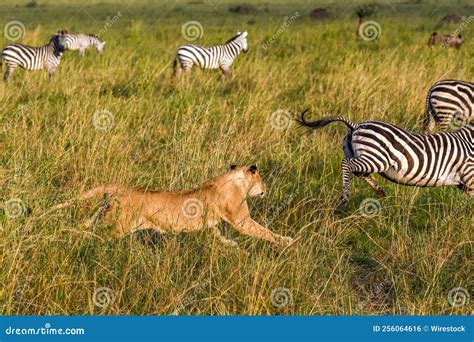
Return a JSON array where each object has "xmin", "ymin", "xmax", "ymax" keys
[{"xmin": 0, "ymin": 1, "xmax": 472, "ymax": 315}]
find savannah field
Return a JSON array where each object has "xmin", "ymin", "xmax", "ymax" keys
[{"xmin": 0, "ymin": 0, "xmax": 473, "ymax": 315}]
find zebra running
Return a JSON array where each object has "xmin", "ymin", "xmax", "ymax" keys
[
  {"xmin": 173, "ymin": 31, "xmax": 248, "ymax": 80},
  {"xmin": 424, "ymin": 79, "xmax": 473, "ymax": 132},
  {"xmin": 1, "ymin": 32, "xmax": 67, "ymax": 81},
  {"xmin": 62, "ymin": 32, "xmax": 105, "ymax": 56},
  {"xmin": 297, "ymin": 110, "xmax": 474, "ymax": 204}
]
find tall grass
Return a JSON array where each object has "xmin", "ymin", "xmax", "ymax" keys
[{"xmin": 0, "ymin": 1, "xmax": 472, "ymax": 315}]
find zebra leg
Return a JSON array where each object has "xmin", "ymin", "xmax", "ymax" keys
[
  {"xmin": 340, "ymin": 157, "xmax": 385, "ymax": 205},
  {"xmin": 356, "ymin": 173, "xmax": 386, "ymax": 197},
  {"xmin": 173, "ymin": 59, "xmax": 182, "ymax": 80},
  {"xmin": 3, "ymin": 64, "xmax": 16, "ymax": 82},
  {"xmin": 84, "ymin": 196, "xmax": 111, "ymax": 228},
  {"xmin": 460, "ymin": 173, "xmax": 474, "ymax": 198},
  {"xmin": 212, "ymin": 226, "xmax": 238, "ymax": 247},
  {"xmin": 220, "ymin": 65, "xmax": 231, "ymax": 80},
  {"xmin": 79, "ymin": 48, "xmax": 85, "ymax": 57},
  {"xmin": 47, "ymin": 66, "xmax": 57, "ymax": 77},
  {"xmin": 182, "ymin": 64, "xmax": 192, "ymax": 81}
]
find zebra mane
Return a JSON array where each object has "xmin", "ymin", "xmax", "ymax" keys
[
  {"xmin": 225, "ymin": 33, "xmax": 242, "ymax": 45},
  {"xmin": 88, "ymin": 34, "xmax": 104, "ymax": 43}
]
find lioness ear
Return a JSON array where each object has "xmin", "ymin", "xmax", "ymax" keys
[
  {"xmin": 249, "ymin": 165, "xmax": 257, "ymax": 174},
  {"xmin": 230, "ymin": 164, "xmax": 237, "ymax": 170}
]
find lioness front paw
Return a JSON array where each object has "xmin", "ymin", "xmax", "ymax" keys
[{"xmin": 277, "ymin": 236, "xmax": 294, "ymax": 246}]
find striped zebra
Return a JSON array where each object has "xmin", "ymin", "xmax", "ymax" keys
[
  {"xmin": 297, "ymin": 110, "xmax": 474, "ymax": 204},
  {"xmin": 1, "ymin": 32, "xmax": 67, "ymax": 81},
  {"xmin": 424, "ymin": 79, "xmax": 473, "ymax": 132},
  {"xmin": 173, "ymin": 31, "xmax": 248, "ymax": 80},
  {"xmin": 63, "ymin": 33, "xmax": 105, "ymax": 56}
]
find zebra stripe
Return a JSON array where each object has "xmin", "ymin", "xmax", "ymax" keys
[
  {"xmin": 298, "ymin": 110, "xmax": 474, "ymax": 204},
  {"xmin": 63, "ymin": 33, "xmax": 105, "ymax": 56},
  {"xmin": 424, "ymin": 79, "xmax": 474, "ymax": 132},
  {"xmin": 1, "ymin": 33, "xmax": 67, "ymax": 81},
  {"xmin": 174, "ymin": 31, "xmax": 248, "ymax": 79}
]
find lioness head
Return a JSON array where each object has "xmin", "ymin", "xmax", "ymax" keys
[{"xmin": 229, "ymin": 164, "xmax": 266, "ymax": 197}]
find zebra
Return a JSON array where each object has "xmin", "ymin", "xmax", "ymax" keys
[
  {"xmin": 424, "ymin": 79, "xmax": 474, "ymax": 132},
  {"xmin": 62, "ymin": 32, "xmax": 105, "ymax": 56},
  {"xmin": 173, "ymin": 31, "xmax": 248, "ymax": 80},
  {"xmin": 428, "ymin": 32, "xmax": 464, "ymax": 49},
  {"xmin": 297, "ymin": 110, "xmax": 474, "ymax": 205},
  {"xmin": 1, "ymin": 32, "xmax": 68, "ymax": 81}
]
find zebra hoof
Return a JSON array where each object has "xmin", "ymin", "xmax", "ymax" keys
[
  {"xmin": 333, "ymin": 196, "xmax": 349, "ymax": 214},
  {"xmin": 376, "ymin": 189, "xmax": 386, "ymax": 198},
  {"xmin": 337, "ymin": 195, "xmax": 349, "ymax": 207}
]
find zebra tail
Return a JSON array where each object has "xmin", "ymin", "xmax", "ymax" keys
[
  {"xmin": 172, "ymin": 57, "xmax": 178, "ymax": 71},
  {"xmin": 424, "ymin": 88, "xmax": 436, "ymax": 132},
  {"xmin": 39, "ymin": 184, "xmax": 124, "ymax": 218},
  {"xmin": 296, "ymin": 109, "xmax": 358, "ymax": 131}
]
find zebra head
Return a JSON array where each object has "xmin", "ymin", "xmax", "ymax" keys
[
  {"xmin": 226, "ymin": 31, "xmax": 248, "ymax": 53},
  {"xmin": 89, "ymin": 35, "xmax": 105, "ymax": 54},
  {"xmin": 51, "ymin": 31, "xmax": 68, "ymax": 54},
  {"xmin": 238, "ymin": 31, "xmax": 249, "ymax": 53},
  {"xmin": 96, "ymin": 40, "xmax": 106, "ymax": 54}
]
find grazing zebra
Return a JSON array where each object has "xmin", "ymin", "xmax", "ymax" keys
[
  {"xmin": 424, "ymin": 79, "xmax": 474, "ymax": 132},
  {"xmin": 428, "ymin": 32, "xmax": 463, "ymax": 49},
  {"xmin": 63, "ymin": 32, "xmax": 105, "ymax": 56},
  {"xmin": 1, "ymin": 32, "xmax": 67, "ymax": 81},
  {"xmin": 173, "ymin": 31, "xmax": 248, "ymax": 80},
  {"xmin": 297, "ymin": 110, "xmax": 474, "ymax": 204}
]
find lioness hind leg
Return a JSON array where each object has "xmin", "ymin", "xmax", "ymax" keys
[{"xmin": 212, "ymin": 226, "xmax": 238, "ymax": 247}]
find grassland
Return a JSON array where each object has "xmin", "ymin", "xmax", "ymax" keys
[{"xmin": 0, "ymin": 0, "xmax": 473, "ymax": 315}]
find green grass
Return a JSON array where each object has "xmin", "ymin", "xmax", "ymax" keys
[{"xmin": 0, "ymin": 0, "xmax": 473, "ymax": 315}]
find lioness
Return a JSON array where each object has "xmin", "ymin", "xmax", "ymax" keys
[{"xmin": 49, "ymin": 165, "xmax": 294, "ymax": 247}]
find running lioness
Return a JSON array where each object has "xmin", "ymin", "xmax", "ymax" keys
[{"xmin": 49, "ymin": 165, "xmax": 294, "ymax": 247}]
